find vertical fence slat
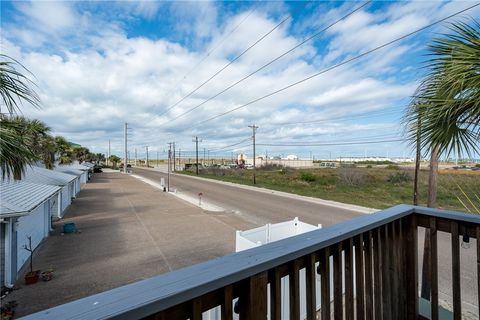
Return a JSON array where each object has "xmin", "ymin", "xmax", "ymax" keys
[
  {"xmin": 290, "ymin": 260, "xmax": 300, "ymax": 320},
  {"xmin": 192, "ymin": 297, "xmax": 202, "ymax": 320},
  {"xmin": 373, "ymin": 228, "xmax": 382, "ymax": 319},
  {"xmin": 333, "ymin": 243, "xmax": 343, "ymax": 320},
  {"xmin": 270, "ymin": 268, "xmax": 282, "ymax": 320},
  {"xmin": 321, "ymin": 248, "xmax": 331, "ymax": 320},
  {"xmin": 397, "ymin": 219, "xmax": 406, "ymax": 319},
  {"xmin": 364, "ymin": 231, "xmax": 374, "ymax": 319},
  {"xmin": 477, "ymin": 226, "xmax": 480, "ymax": 318},
  {"xmin": 355, "ymin": 234, "xmax": 365, "ymax": 320},
  {"xmin": 345, "ymin": 239, "xmax": 354, "ymax": 320},
  {"xmin": 382, "ymin": 225, "xmax": 392, "ymax": 320},
  {"xmin": 390, "ymin": 222, "xmax": 399, "ymax": 319},
  {"xmin": 222, "ymin": 285, "xmax": 233, "ymax": 320},
  {"xmin": 406, "ymin": 215, "xmax": 418, "ymax": 320},
  {"xmin": 451, "ymin": 221, "xmax": 461, "ymax": 320},
  {"xmin": 430, "ymin": 218, "xmax": 438, "ymax": 320},
  {"xmin": 306, "ymin": 253, "xmax": 317, "ymax": 320}
]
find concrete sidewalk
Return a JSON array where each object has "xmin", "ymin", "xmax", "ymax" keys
[{"xmin": 3, "ymin": 172, "xmax": 254, "ymax": 317}]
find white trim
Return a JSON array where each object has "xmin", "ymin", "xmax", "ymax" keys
[{"xmin": 4, "ymin": 219, "xmax": 13, "ymax": 287}]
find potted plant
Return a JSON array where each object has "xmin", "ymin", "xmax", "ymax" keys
[
  {"xmin": 41, "ymin": 268, "xmax": 54, "ymax": 281},
  {"xmin": 23, "ymin": 236, "xmax": 40, "ymax": 285}
]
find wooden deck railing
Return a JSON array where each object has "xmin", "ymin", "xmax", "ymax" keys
[{"xmin": 22, "ymin": 205, "xmax": 480, "ymax": 320}]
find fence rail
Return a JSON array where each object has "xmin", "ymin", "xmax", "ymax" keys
[{"xmin": 22, "ymin": 205, "xmax": 480, "ymax": 320}]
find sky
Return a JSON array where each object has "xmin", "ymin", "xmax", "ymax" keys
[{"xmin": 2, "ymin": 0, "xmax": 479, "ymax": 160}]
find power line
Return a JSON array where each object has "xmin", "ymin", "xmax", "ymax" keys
[
  {"xmin": 165, "ymin": 1, "xmax": 371, "ymax": 123},
  {"xmin": 196, "ymin": 3, "xmax": 480, "ymax": 126},
  {"xmin": 273, "ymin": 108, "xmax": 402, "ymax": 126},
  {"xmin": 158, "ymin": 4, "xmax": 304, "ymax": 119},
  {"xmin": 257, "ymin": 139, "xmax": 405, "ymax": 147},
  {"xmin": 207, "ymin": 137, "xmax": 252, "ymax": 152}
]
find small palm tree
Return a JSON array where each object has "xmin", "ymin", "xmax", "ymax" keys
[{"xmin": 404, "ymin": 18, "xmax": 480, "ymax": 300}]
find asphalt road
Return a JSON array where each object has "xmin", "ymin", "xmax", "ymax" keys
[
  {"xmin": 132, "ymin": 167, "xmax": 365, "ymax": 227},
  {"xmin": 133, "ymin": 167, "xmax": 478, "ymax": 318}
]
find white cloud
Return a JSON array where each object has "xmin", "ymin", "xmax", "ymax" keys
[{"xmin": 3, "ymin": 1, "xmax": 466, "ymax": 157}]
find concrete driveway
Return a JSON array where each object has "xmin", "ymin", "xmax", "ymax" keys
[{"xmin": 3, "ymin": 172, "xmax": 254, "ymax": 317}]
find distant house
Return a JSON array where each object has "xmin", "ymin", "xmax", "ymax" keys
[
  {"xmin": 0, "ymin": 180, "xmax": 60, "ymax": 288},
  {"xmin": 54, "ymin": 162, "xmax": 91, "ymax": 184},
  {"xmin": 21, "ymin": 166, "xmax": 78, "ymax": 218}
]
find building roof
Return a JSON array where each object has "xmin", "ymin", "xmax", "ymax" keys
[
  {"xmin": 54, "ymin": 166, "xmax": 85, "ymax": 177},
  {"xmin": 21, "ymin": 166, "xmax": 77, "ymax": 186},
  {"xmin": 56, "ymin": 163, "xmax": 92, "ymax": 171},
  {"xmin": 0, "ymin": 180, "xmax": 60, "ymax": 216}
]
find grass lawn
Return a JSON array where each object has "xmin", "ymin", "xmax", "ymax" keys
[{"xmin": 179, "ymin": 166, "xmax": 480, "ymax": 212}]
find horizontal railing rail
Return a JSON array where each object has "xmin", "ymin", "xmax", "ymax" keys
[{"xmin": 21, "ymin": 204, "xmax": 480, "ymax": 320}]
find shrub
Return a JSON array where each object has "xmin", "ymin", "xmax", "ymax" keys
[
  {"xmin": 387, "ymin": 171, "xmax": 412, "ymax": 184},
  {"xmin": 260, "ymin": 163, "xmax": 283, "ymax": 171},
  {"xmin": 337, "ymin": 168, "xmax": 366, "ymax": 186},
  {"xmin": 476, "ymin": 164, "xmax": 480, "ymax": 168},
  {"xmin": 385, "ymin": 164, "xmax": 400, "ymax": 170},
  {"xmin": 366, "ymin": 165, "xmax": 372, "ymax": 168},
  {"xmin": 299, "ymin": 172, "xmax": 316, "ymax": 182}
]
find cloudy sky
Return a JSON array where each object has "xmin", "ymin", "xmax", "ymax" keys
[{"xmin": 2, "ymin": 1, "xmax": 479, "ymax": 160}]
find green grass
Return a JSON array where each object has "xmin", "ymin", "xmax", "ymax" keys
[{"xmin": 179, "ymin": 167, "xmax": 480, "ymax": 212}]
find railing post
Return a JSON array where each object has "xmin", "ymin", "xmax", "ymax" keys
[
  {"xmin": 429, "ymin": 218, "xmax": 438, "ymax": 320},
  {"xmin": 355, "ymin": 234, "xmax": 365, "ymax": 320},
  {"xmin": 240, "ymin": 272, "xmax": 268, "ymax": 320},
  {"xmin": 406, "ymin": 215, "xmax": 418, "ymax": 319},
  {"xmin": 451, "ymin": 221, "xmax": 461, "ymax": 320}
]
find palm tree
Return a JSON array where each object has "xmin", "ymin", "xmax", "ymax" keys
[
  {"xmin": 0, "ymin": 54, "xmax": 41, "ymax": 115},
  {"xmin": 404, "ymin": 18, "xmax": 480, "ymax": 300},
  {"xmin": 0, "ymin": 116, "xmax": 36, "ymax": 179},
  {"xmin": 55, "ymin": 136, "xmax": 74, "ymax": 164},
  {"xmin": 0, "ymin": 55, "xmax": 42, "ymax": 179}
]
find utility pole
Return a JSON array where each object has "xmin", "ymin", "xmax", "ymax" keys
[
  {"xmin": 173, "ymin": 142, "xmax": 176, "ymax": 172},
  {"xmin": 124, "ymin": 123, "xmax": 128, "ymax": 173},
  {"xmin": 193, "ymin": 136, "xmax": 202, "ymax": 175},
  {"xmin": 134, "ymin": 148, "xmax": 137, "ymax": 166},
  {"xmin": 145, "ymin": 146, "xmax": 149, "ymax": 168},
  {"xmin": 178, "ymin": 149, "xmax": 181, "ymax": 170},
  {"xmin": 108, "ymin": 139, "xmax": 111, "ymax": 166},
  {"xmin": 203, "ymin": 148, "xmax": 206, "ymax": 166},
  {"xmin": 167, "ymin": 142, "xmax": 173, "ymax": 192},
  {"xmin": 156, "ymin": 151, "xmax": 159, "ymax": 167},
  {"xmin": 248, "ymin": 124, "xmax": 258, "ymax": 184}
]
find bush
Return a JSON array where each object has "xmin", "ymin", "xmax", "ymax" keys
[
  {"xmin": 366, "ymin": 165, "xmax": 372, "ymax": 168},
  {"xmin": 260, "ymin": 163, "xmax": 283, "ymax": 171},
  {"xmin": 476, "ymin": 164, "xmax": 480, "ymax": 168},
  {"xmin": 299, "ymin": 172, "xmax": 316, "ymax": 182},
  {"xmin": 337, "ymin": 168, "xmax": 366, "ymax": 186},
  {"xmin": 387, "ymin": 171, "xmax": 412, "ymax": 184},
  {"xmin": 385, "ymin": 164, "xmax": 400, "ymax": 170}
]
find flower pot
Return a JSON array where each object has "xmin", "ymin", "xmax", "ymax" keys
[
  {"xmin": 41, "ymin": 270, "xmax": 54, "ymax": 281},
  {"xmin": 24, "ymin": 270, "xmax": 40, "ymax": 285}
]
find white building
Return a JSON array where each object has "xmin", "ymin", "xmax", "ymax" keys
[
  {"xmin": 0, "ymin": 180, "xmax": 60, "ymax": 288},
  {"xmin": 54, "ymin": 163, "xmax": 90, "ymax": 185},
  {"xmin": 21, "ymin": 166, "xmax": 78, "ymax": 218}
]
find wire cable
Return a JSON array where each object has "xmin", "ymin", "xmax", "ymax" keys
[
  {"xmin": 165, "ymin": 1, "xmax": 371, "ymax": 123},
  {"xmin": 257, "ymin": 138, "xmax": 405, "ymax": 147},
  {"xmin": 196, "ymin": 3, "xmax": 480, "ymax": 126},
  {"xmin": 158, "ymin": 4, "xmax": 306, "ymax": 118}
]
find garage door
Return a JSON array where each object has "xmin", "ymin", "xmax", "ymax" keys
[
  {"xmin": 61, "ymin": 185, "xmax": 71, "ymax": 214},
  {"xmin": 16, "ymin": 202, "xmax": 49, "ymax": 272}
]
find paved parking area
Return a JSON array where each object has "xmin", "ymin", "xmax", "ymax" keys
[{"xmin": 3, "ymin": 172, "xmax": 255, "ymax": 317}]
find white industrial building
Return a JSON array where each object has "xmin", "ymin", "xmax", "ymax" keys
[{"xmin": 0, "ymin": 180, "xmax": 61, "ymax": 288}]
